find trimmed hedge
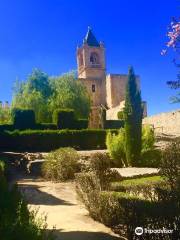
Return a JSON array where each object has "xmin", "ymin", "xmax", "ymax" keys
[
  {"xmin": 105, "ymin": 120, "xmax": 124, "ymax": 129},
  {"xmin": 53, "ymin": 109, "xmax": 75, "ymax": 129},
  {"xmin": 0, "ymin": 123, "xmax": 57, "ymax": 132},
  {"xmin": 76, "ymin": 172, "xmax": 180, "ymax": 239},
  {"xmin": 0, "ymin": 124, "xmax": 14, "ymax": 132},
  {"xmin": 99, "ymin": 191, "xmax": 180, "ymax": 239},
  {"xmin": 34, "ymin": 123, "xmax": 57, "ymax": 130},
  {"xmin": 111, "ymin": 176, "xmax": 165, "ymax": 201},
  {"xmin": 0, "ymin": 129, "xmax": 118, "ymax": 151},
  {"xmin": 12, "ymin": 109, "xmax": 36, "ymax": 129},
  {"xmin": 74, "ymin": 119, "xmax": 88, "ymax": 129}
]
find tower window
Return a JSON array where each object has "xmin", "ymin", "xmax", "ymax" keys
[
  {"xmin": 92, "ymin": 84, "xmax": 96, "ymax": 92},
  {"xmin": 90, "ymin": 52, "xmax": 99, "ymax": 64}
]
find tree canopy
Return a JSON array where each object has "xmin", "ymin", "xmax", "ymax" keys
[{"xmin": 12, "ymin": 69, "xmax": 90, "ymax": 123}]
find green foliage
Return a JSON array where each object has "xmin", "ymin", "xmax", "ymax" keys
[
  {"xmin": 142, "ymin": 124, "xmax": 155, "ymax": 152},
  {"xmin": 26, "ymin": 69, "xmax": 52, "ymax": 98},
  {"xmin": 0, "ymin": 160, "xmax": 5, "ymax": 177},
  {"xmin": 0, "ymin": 129, "xmax": 117, "ymax": 151},
  {"xmin": 75, "ymin": 172, "xmax": 101, "ymax": 219},
  {"xmin": 106, "ymin": 129, "xmax": 127, "ymax": 167},
  {"xmin": 12, "ymin": 72, "xmax": 51, "ymax": 123},
  {"xmin": 34, "ymin": 123, "xmax": 57, "ymax": 130},
  {"xmin": 0, "ymin": 124, "xmax": 14, "ymax": 132},
  {"xmin": 0, "ymin": 106, "xmax": 11, "ymax": 124},
  {"xmin": 89, "ymin": 153, "xmax": 118, "ymax": 190},
  {"xmin": 42, "ymin": 147, "xmax": 80, "ymax": 181},
  {"xmin": 105, "ymin": 120, "xmax": 124, "ymax": 129},
  {"xmin": 100, "ymin": 191, "xmax": 179, "ymax": 239},
  {"xmin": 0, "ymin": 161, "xmax": 54, "ymax": 240},
  {"xmin": 111, "ymin": 176, "xmax": 165, "ymax": 200},
  {"xmin": 106, "ymin": 125, "xmax": 158, "ymax": 167},
  {"xmin": 124, "ymin": 67, "xmax": 143, "ymax": 166},
  {"xmin": 12, "ymin": 109, "xmax": 36, "ymax": 129},
  {"xmin": 117, "ymin": 111, "xmax": 124, "ymax": 120},
  {"xmin": 49, "ymin": 72, "xmax": 90, "ymax": 119},
  {"xmin": 160, "ymin": 141, "xmax": 180, "ymax": 191},
  {"xmin": 74, "ymin": 119, "xmax": 88, "ymax": 129},
  {"xmin": 76, "ymin": 171, "xmax": 180, "ymax": 239},
  {"xmin": 12, "ymin": 70, "xmax": 90, "ymax": 122},
  {"xmin": 53, "ymin": 108, "xmax": 75, "ymax": 129},
  {"xmin": 140, "ymin": 149, "xmax": 162, "ymax": 167}
]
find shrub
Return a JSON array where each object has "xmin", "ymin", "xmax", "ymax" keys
[
  {"xmin": 53, "ymin": 109, "xmax": 75, "ymax": 129},
  {"xmin": 98, "ymin": 191, "xmax": 180, "ymax": 239},
  {"xmin": 142, "ymin": 124, "xmax": 155, "ymax": 152},
  {"xmin": 12, "ymin": 108, "xmax": 36, "ymax": 130},
  {"xmin": 75, "ymin": 172, "xmax": 104, "ymax": 222},
  {"xmin": 0, "ymin": 124, "xmax": 14, "ymax": 132},
  {"xmin": 117, "ymin": 111, "xmax": 124, "ymax": 120},
  {"xmin": 0, "ymin": 129, "xmax": 117, "ymax": 151},
  {"xmin": 111, "ymin": 176, "xmax": 165, "ymax": 201},
  {"xmin": 42, "ymin": 147, "xmax": 80, "ymax": 181},
  {"xmin": 160, "ymin": 141, "xmax": 180, "ymax": 192},
  {"xmin": 0, "ymin": 161, "xmax": 54, "ymax": 240},
  {"xmin": 0, "ymin": 160, "xmax": 5, "ymax": 177},
  {"xmin": 105, "ymin": 120, "xmax": 124, "ymax": 129},
  {"xmin": 34, "ymin": 123, "xmax": 57, "ymax": 130},
  {"xmin": 106, "ymin": 129, "xmax": 127, "ymax": 167},
  {"xmin": 74, "ymin": 119, "xmax": 88, "ymax": 129},
  {"xmin": 140, "ymin": 149, "xmax": 162, "ymax": 167},
  {"xmin": 76, "ymin": 172, "xmax": 180, "ymax": 239},
  {"xmin": 89, "ymin": 152, "xmax": 118, "ymax": 190},
  {"xmin": 106, "ymin": 126, "xmax": 157, "ymax": 167}
]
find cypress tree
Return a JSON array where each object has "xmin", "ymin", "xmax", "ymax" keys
[{"xmin": 124, "ymin": 66, "xmax": 143, "ymax": 166}]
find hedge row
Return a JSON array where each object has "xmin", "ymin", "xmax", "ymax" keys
[
  {"xmin": 0, "ymin": 123, "xmax": 57, "ymax": 132},
  {"xmin": 105, "ymin": 120, "xmax": 124, "ymax": 129},
  {"xmin": 76, "ymin": 173, "xmax": 180, "ymax": 239},
  {"xmin": 0, "ymin": 129, "xmax": 118, "ymax": 151}
]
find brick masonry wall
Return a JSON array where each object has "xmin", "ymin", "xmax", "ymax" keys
[{"xmin": 143, "ymin": 110, "xmax": 180, "ymax": 136}]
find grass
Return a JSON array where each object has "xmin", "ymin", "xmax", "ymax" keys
[
  {"xmin": 118, "ymin": 175, "xmax": 163, "ymax": 186},
  {"xmin": 111, "ymin": 175, "xmax": 165, "ymax": 192}
]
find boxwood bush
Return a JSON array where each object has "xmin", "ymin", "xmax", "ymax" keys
[
  {"xmin": 12, "ymin": 109, "xmax": 36, "ymax": 130},
  {"xmin": 42, "ymin": 147, "xmax": 80, "ymax": 181},
  {"xmin": 53, "ymin": 109, "xmax": 75, "ymax": 129},
  {"xmin": 0, "ymin": 129, "xmax": 118, "ymax": 151},
  {"xmin": 76, "ymin": 172, "xmax": 180, "ymax": 239}
]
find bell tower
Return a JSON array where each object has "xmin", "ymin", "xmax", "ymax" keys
[
  {"xmin": 77, "ymin": 27, "xmax": 106, "ymax": 128},
  {"xmin": 77, "ymin": 27, "xmax": 106, "ymax": 107}
]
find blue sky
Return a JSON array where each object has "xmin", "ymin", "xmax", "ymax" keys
[{"xmin": 0, "ymin": 0, "xmax": 179, "ymax": 115}]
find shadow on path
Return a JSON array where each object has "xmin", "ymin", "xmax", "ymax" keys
[
  {"xmin": 51, "ymin": 230, "xmax": 124, "ymax": 240},
  {"xmin": 18, "ymin": 184, "xmax": 74, "ymax": 206}
]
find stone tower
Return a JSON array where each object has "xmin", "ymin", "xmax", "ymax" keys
[{"xmin": 77, "ymin": 27, "xmax": 106, "ymax": 128}]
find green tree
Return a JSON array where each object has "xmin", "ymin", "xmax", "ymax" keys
[
  {"xmin": 49, "ymin": 72, "xmax": 90, "ymax": 118},
  {"xmin": 124, "ymin": 67, "xmax": 143, "ymax": 166},
  {"xmin": 0, "ymin": 106, "xmax": 11, "ymax": 124},
  {"xmin": 26, "ymin": 68, "xmax": 52, "ymax": 98},
  {"xmin": 12, "ymin": 70, "xmax": 90, "ymax": 123},
  {"xmin": 12, "ymin": 69, "xmax": 52, "ymax": 122}
]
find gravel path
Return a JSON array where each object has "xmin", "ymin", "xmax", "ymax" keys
[{"xmin": 17, "ymin": 177, "xmax": 122, "ymax": 240}]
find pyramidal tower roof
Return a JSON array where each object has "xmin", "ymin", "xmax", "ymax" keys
[{"xmin": 84, "ymin": 27, "xmax": 100, "ymax": 47}]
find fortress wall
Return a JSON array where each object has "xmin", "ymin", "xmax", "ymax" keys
[
  {"xmin": 106, "ymin": 74, "xmax": 140, "ymax": 108},
  {"xmin": 143, "ymin": 110, "xmax": 180, "ymax": 136}
]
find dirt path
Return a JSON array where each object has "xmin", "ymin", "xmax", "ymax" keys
[{"xmin": 17, "ymin": 177, "xmax": 122, "ymax": 240}]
